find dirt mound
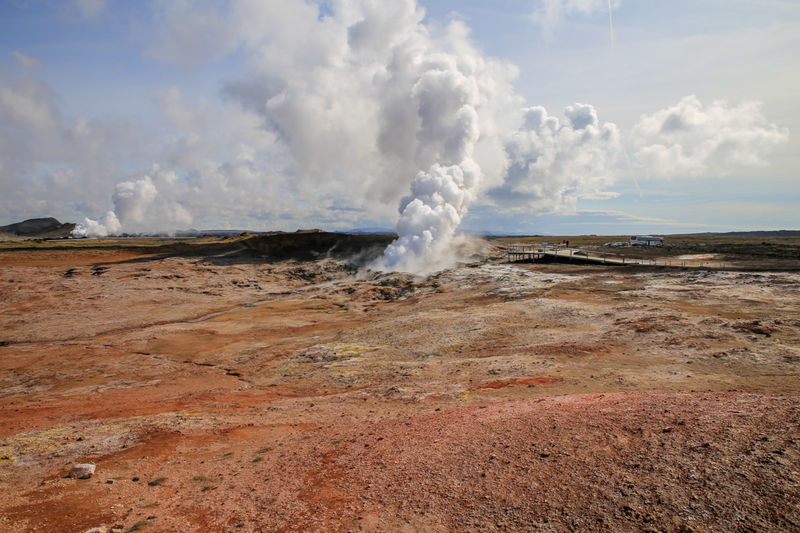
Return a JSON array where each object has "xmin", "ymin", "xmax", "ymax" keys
[
  {"xmin": 242, "ymin": 231, "xmax": 395, "ymax": 263},
  {"xmin": 303, "ymin": 392, "xmax": 800, "ymax": 532}
]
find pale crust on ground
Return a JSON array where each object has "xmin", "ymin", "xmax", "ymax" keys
[{"xmin": 1, "ymin": 244, "xmax": 799, "ymax": 532}]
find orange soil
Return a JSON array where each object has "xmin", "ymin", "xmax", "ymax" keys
[{"xmin": 1, "ymin": 245, "xmax": 799, "ymax": 532}]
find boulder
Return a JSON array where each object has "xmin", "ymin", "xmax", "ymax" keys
[{"xmin": 69, "ymin": 463, "xmax": 96, "ymax": 479}]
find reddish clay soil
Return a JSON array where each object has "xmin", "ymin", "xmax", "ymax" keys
[
  {"xmin": 477, "ymin": 376, "xmax": 564, "ymax": 389},
  {"xmin": 1, "ymin": 239, "xmax": 799, "ymax": 532}
]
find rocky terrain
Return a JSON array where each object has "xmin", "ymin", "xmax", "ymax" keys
[{"xmin": 0, "ymin": 235, "xmax": 798, "ymax": 532}]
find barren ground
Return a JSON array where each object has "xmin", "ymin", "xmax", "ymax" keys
[{"xmin": 1, "ymin": 236, "xmax": 799, "ymax": 532}]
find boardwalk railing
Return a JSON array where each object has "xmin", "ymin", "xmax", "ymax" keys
[
  {"xmin": 506, "ymin": 244, "xmax": 728, "ymax": 269},
  {"xmin": 506, "ymin": 244, "xmax": 545, "ymax": 263}
]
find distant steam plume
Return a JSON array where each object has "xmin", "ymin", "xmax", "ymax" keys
[
  {"xmin": 71, "ymin": 210, "xmax": 120, "ymax": 238},
  {"xmin": 71, "ymin": 169, "xmax": 191, "ymax": 237}
]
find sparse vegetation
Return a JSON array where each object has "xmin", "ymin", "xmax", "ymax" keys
[
  {"xmin": 147, "ymin": 477, "xmax": 166, "ymax": 486},
  {"xmin": 125, "ymin": 521, "xmax": 149, "ymax": 533}
]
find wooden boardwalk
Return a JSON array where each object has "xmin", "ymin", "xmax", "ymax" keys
[
  {"xmin": 506, "ymin": 245, "xmax": 724, "ymax": 268},
  {"xmin": 507, "ymin": 245, "xmax": 629, "ymax": 265},
  {"xmin": 506, "ymin": 245, "xmax": 545, "ymax": 263}
]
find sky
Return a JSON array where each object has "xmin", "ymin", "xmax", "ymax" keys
[{"xmin": 1, "ymin": 0, "xmax": 798, "ymax": 239}]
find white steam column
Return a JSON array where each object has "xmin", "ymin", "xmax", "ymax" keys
[{"xmin": 376, "ymin": 62, "xmax": 484, "ymax": 274}]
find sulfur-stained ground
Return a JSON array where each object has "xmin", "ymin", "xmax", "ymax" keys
[{"xmin": 0, "ymin": 239, "xmax": 799, "ymax": 532}]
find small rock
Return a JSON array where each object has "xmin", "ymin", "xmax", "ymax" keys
[
  {"xmin": 84, "ymin": 527, "xmax": 108, "ymax": 533},
  {"xmin": 69, "ymin": 463, "xmax": 96, "ymax": 479}
]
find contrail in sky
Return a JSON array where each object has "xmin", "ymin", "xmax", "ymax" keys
[{"xmin": 607, "ymin": 0, "xmax": 615, "ymax": 44}]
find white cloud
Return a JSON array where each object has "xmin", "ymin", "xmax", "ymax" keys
[
  {"xmin": 72, "ymin": 0, "xmax": 107, "ymax": 19},
  {"xmin": 148, "ymin": 0, "xmax": 240, "ymax": 68},
  {"xmin": 531, "ymin": 0, "xmax": 621, "ymax": 40},
  {"xmin": 631, "ymin": 95, "xmax": 790, "ymax": 178},
  {"xmin": 0, "ymin": 78, "xmax": 58, "ymax": 132},
  {"xmin": 488, "ymin": 103, "xmax": 621, "ymax": 213},
  {"xmin": 0, "ymin": 66, "xmax": 145, "ymax": 221},
  {"xmin": 10, "ymin": 51, "xmax": 41, "ymax": 69}
]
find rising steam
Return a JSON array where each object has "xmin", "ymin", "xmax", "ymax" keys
[
  {"xmin": 71, "ymin": 210, "xmax": 121, "ymax": 238},
  {"xmin": 72, "ymin": 170, "xmax": 191, "ymax": 237},
  {"xmin": 372, "ymin": 51, "xmax": 484, "ymax": 273}
]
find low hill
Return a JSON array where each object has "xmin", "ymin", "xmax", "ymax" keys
[{"xmin": 0, "ymin": 217, "xmax": 75, "ymax": 238}]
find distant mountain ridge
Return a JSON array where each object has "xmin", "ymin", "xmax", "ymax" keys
[{"xmin": 684, "ymin": 230, "xmax": 800, "ymax": 237}]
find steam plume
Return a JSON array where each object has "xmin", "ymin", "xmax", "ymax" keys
[
  {"xmin": 71, "ymin": 210, "xmax": 120, "ymax": 238},
  {"xmin": 372, "ymin": 48, "xmax": 485, "ymax": 273},
  {"xmin": 71, "ymin": 170, "xmax": 192, "ymax": 237}
]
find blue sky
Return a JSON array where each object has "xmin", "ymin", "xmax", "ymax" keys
[{"xmin": 0, "ymin": 0, "xmax": 797, "ymax": 235}]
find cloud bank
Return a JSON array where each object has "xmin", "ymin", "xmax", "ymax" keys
[{"xmin": 631, "ymin": 95, "xmax": 790, "ymax": 178}]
